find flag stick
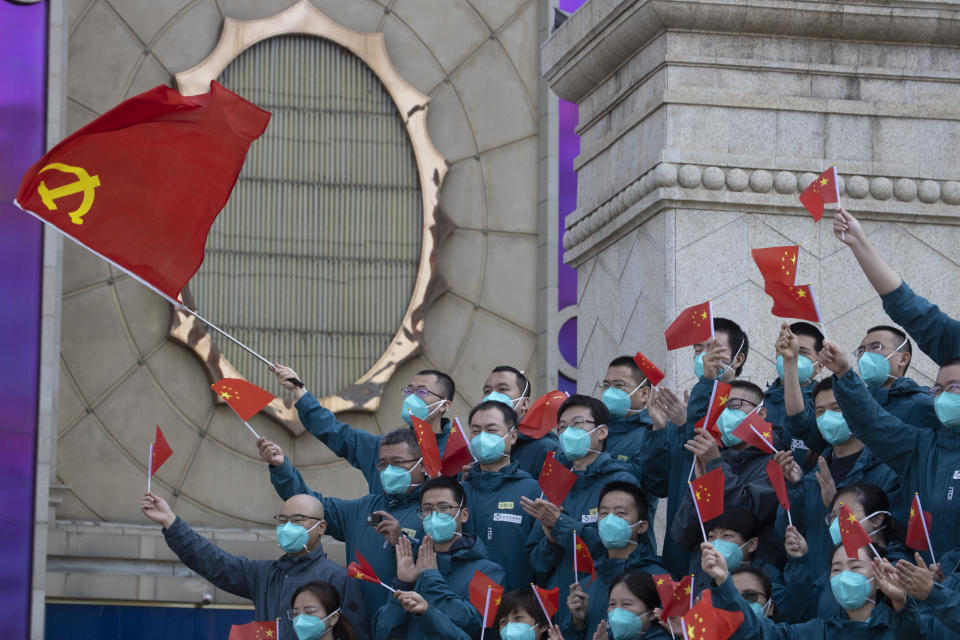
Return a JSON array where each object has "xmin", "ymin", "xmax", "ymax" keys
[
  {"xmin": 530, "ymin": 584, "xmax": 551, "ymax": 621},
  {"xmin": 223, "ymin": 402, "xmax": 262, "ymax": 439},
  {"xmin": 787, "ymin": 508, "xmax": 793, "ymax": 527},
  {"xmin": 916, "ymin": 494, "xmax": 937, "ymax": 565},
  {"xmin": 147, "ymin": 443, "xmax": 153, "ymax": 493},
  {"xmin": 747, "ymin": 424, "xmax": 778, "ymax": 454},
  {"xmin": 455, "ymin": 417, "xmax": 478, "ymax": 464},
  {"xmin": 572, "ymin": 531, "xmax": 578, "ymax": 584},
  {"xmin": 681, "ymin": 617, "xmax": 690, "ymax": 640},
  {"xmin": 688, "ymin": 459, "xmax": 696, "ymax": 483},
  {"xmin": 275, "ymin": 619, "xmax": 279, "ymax": 640},
  {"xmin": 689, "ymin": 575, "xmax": 695, "ymax": 609},
  {"xmin": 668, "ymin": 618, "xmax": 675, "ymax": 639},
  {"xmin": 688, "ymin": 482, "xmax": 709, "ymax": 542},
  {"xmin": 378, "ymin": 581, "xmax": 397, "ymax": 593},
  {"xmin": 480, "ymin": 586, "xmax": 492, "ymax": 640}
]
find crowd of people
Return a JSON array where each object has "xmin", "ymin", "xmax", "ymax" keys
[{"xmin": 139, "ymin": 207, "xmax": 960, "ymax": 639}]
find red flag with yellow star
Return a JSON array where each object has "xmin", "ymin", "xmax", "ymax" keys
[
  {"xmin": 412, "ymin": 416, "xmax": 442, "ymax": 477},
  {"xmin": 538, "ymin": 452, "xmax": 578, "ymax": 506},
  {"xmin": 468, "ymin": 571, "xmax": 504, "ymax": 627},
  {"xmin": 654, "ymin": 574, "xmax": 693, "ymax": 618},
  {"xmin": 531, "ymin": 584, "xmax": 560, "ymax": 619},
  {"xmin": 149, "ymin": 425, "xmax": 172, "ymax": 476},
  {"xmin": 838, "ymin": 503, "xmax": 872, "ymax": 559},
  {"xmin": 227, "ymin": 621, "xmax": 278, "ymax": 640},
  {"xmin": 633, "ymin": 351, "xmax": 665, "ymax": 387},
  {"xmin": 752, "ymin": 245, "xmax": 799, "ymax": 286},
  {"xmin": 732, "ymin": 413, "xmax": 777, "ymax": 453},
  {"xmin": 441, "ymin": 417, "xmax": 475, "ymax": 476},
  {"xmin": 799, "ymin": 167, "xmax": 840, "ymax": 221},
  {"xmin": 681, "ymin": 589, "xmax": 743, "ymax": 640},
  {"xmin": 518, "ymin": 390, "xmax": 568, "ymax": 438},
  {"xmin": 763, "ymin": 282, "xmax": 822, "ymax": 323},
  {"xmin": 765, "ymin": 458, "xmax": 791, "ymax": 512},
  {"xmin": 574, "ymin": 533, "xmax": 596, "ymax": 584},
  {"xmin": 14, "ymin": 82, "xmax": 270, "ymax": 303},
  {"xmin": 211, "ymin": 378, "xmax": 274, "ymax": 421},
  {"xmin": 665, "ymin": 301, "xmax": 713, "ymax": 351},
  {"xmin": 347, "ymin": 551, "xmax": 381, "ymax": 585},
  {"xmin": 694, "ymin": 381, "xmax": 730, "ymax": 448},
  {"xmin": 906, "ymin": 494, "xmax": 933, "ymax": 552},
  {"xmin": 690, "ymin": 467, "xmax": 725, "ymax": 523}
]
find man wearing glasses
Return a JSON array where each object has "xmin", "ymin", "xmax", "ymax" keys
[
  {"xmin": 258, "ymin": 428, "xmax": 427, "ymax": 613},
  {"xmin": 140, "ymin": 492, "xmax": 369, "ymax": 639},
  {"xmin": 271, "ymin": 364, "xmax": 455, "ymax": 494}
]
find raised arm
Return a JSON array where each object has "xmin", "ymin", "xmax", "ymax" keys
[{"xmin": 833, "ymin": 207, "xmax": 901, "ymax": 295}]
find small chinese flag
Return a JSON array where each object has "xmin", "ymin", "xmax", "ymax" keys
[
  {"xmin": 15, "ymin": 82, "xmax": 270, "ymax": 302},
  {"xmin": 694, "ymin": 381, "xmax": 731, "ymax": 448},
  {"xmin": 468, "ymin": 571, "xmax": 504, "ymax": 626},
  {"xmin": 690, "ymin": 467, "xmax": 725, "ymax": 523},
  {"xmin": 732, "ymin": 413, "xmax": 777, "ymax": 453},
  {"xmin": 211, "ymin": 378, "xmax": 274, "ymax": 421},
  {"xmin": 227, "ymin": 621, "xmax": 278, "ymax": 640},
  {"xmin": 411, "ymin": 416, "xmax": 443, "ymax": 477},
  {"xmin": 752, "ymin": 245, "xmax": 799, "ymax": 286},
  {"xmin": 441, "ymin": 417, "xmax": 475, "ymax": 476},
  {"xmin": 665, "ymin": 301, "xmax": 713, "ymax": 351},
  {"xmin": 574, "ymin": 533, "xmax": 597, "ymax": 584},
  {"xmin": 538, "ymin": 452, "xmax": 578, "ymax": 506},
  {"xmin": 518, "ymin": 390, "xmax": 568, "ymax": 438},
  {"xmin": 681, "ymin": 589, "xmax": 744, "ymax": 640},
  {"xmin": 347, "ymin": 551, "xmax": 381, "ymax": 585},
  {"xmin": 655, "ymin": 574, "xmax": 693, "ymax": 618},
  {"xmin": 799, "ymin": 167, "xmax": 840, "ymax": 221},
  {"xmin": 765, "ymin": 459, "xmax": 790, "ymax": 512},
  {"xmin": 633, "ymin": 351, "xmax": 665, "ymax": 387},
  {"xmin": 531, "ymin": 584, "xmax": 559, "ymax": 619},
  {"xmin": 763, "ymin": 282, "xmax": 822, "ymax": 323},
  {"xmin": 838, "ymin": 503, "xmax": 872, "ymax": 559},
  {"xmin": 150, "ymin": 426, "xmax": 173, "ymax": 476},
  {"xmin": 906, "ymin": 494, "xmax": 933, "ymax": 551}
]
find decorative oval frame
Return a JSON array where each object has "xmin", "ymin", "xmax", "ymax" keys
[{"xmin": 169, "ymin": 0, "xmax": 450, "ymax": 433}]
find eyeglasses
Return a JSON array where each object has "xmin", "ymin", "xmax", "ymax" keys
[
  {"xmin": 852, "ymin": 341, "xmax": 896, "ymax": 358},
  {"xmin": 287, "ymin": 606, "xmax": 325, "ymax": 619},
  {"xmin": 930, "ymin": 383, "xmax": 960, "ymax": 397},
  {"xmin": 725, "ymin": 398, "xmax": 757, "ymax": 411},
  {"xmin": 273, "ymin": 514, "xmax": 322, "ymax": 526},
  {"xmin": 418, "ymin": 503, "xmax": 460, "ymax": 518},
  {"xmin": 556, "ymin": 418, "xmax": 595, "ymax": 432},
  {"xmin": 739, "ymin": 589, "xmax": 768, "ymax": 604},
  {"xmin": 375, "ymin": 458, "xmax": 420, "ymax": 472},
  {"xmin": 401, "ymin": 386, "xmax": 444, "ymax": 401}
]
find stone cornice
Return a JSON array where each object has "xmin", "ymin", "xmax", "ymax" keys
[
  {"xmin": 562, "ymin": 162, "xmax": 960, "ymax": 264},
  {"xmin": 542, "ymin": 0, "xmax": 960, "ymax": 102}
]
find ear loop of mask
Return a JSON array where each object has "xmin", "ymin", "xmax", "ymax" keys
[
  {"xmin": 623, "ymin": 519, "xmax": 646, "ymax": 546},
  {"xmin": 862, "ymin": 510, "xmax": 890, "ymax": 537},
  {"xmin": 881, "ymin": 337, "xmax": 909, "ymax": 381},
  {"xmin": 406, "ymin": 458, "xmax": 425, "ymax": 489},
  {"xmin": 301, "ymin": 518, "xmax": 324, "ymax": 552},
  {"xmin": 718, "ymin": 339, "xmax": 746, "ymax": 378},
  {"xmin": 625, "ymin": 381, "xmax": 648, "ymax": 415},
  {"xmin": 582, "ymin": 425, "xmax": 604, "ymax": 455}
]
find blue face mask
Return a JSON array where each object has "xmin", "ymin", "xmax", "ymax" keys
[
  {"xmin": 401, "ymin": 394, "xmax": 443, "ymax": 426},
  {"xmin": 560, "ymin": 426, "xmax": 596, "ymax": 460},
  {"xmin": 716, "ymin": 408, "xmax": 747, "ymax": 447},
  {"xmin": 816, "ymin": 410, "xmax": 851, "ymax": 445},
  {"xmin": 776, "ymin": 354, "xmax": 815, "ymax": 384},
  {"xmin": 380, "ymin": 459, "xmax": 421, "ymax": 495},
  {"xmin": 830, "ymin": 571, "xmax": 873, "ymax": 610},
  {"xmin": 293, "ymin": 609, "xmax": 339, "ymax": 640},
  {"xmin": 500, "ymin": 622, "xmax": 537, "ymax": 640},
  {"xmin": 607, "ymin": 608, "xmax": 648, "ymax": 640},
  {"xmin": 422, "ymin": 506, "xmax": 461, "ymax": 543},
  {"xmin": 470, "ymin": 430, "xmax": 509, "ymax": 464},
  {"xmin": 747, "ymin": 601, "xmax": 767, "ymax": 620},
  {"xmin": 276, "ymin": 519, "xmax": 321, "ymax": 554},
  {"xmin": 694, "ymin": 352, "xmax": 707, "ymax": 380},
  {"xmin": 482, "ymin": 391, "xmax": 516, "ymax": 407},
  {"xmin": 711, "ymin": 538, "xmax": 747, "ymax": 570},
  {"xmin": 602, "ymin": 385, "xmax": 641, "ymax": 418},
  {"xmin": 935, "ymin": 391, "xmax": 960, "ymax": 428},
  {"xmin": 599, "ymin": 513, "xmax": 642, "ymax": 549}
]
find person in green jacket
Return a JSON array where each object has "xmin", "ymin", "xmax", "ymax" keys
[
  {"xmin": 492, "ymin": 589, "xmax": 565, "ymax": 640},
  {"xmin": 481, "ymin": 365, "xmax": 559, "ymax": 479},
  {"xmin": 272, "ymin": 364, "xmax": 456, "ymax": 495},
  {"xmin": 570, "ymin": 570, "xmax": 671, "ymax": 640},
  {"xmin": 461, "ymin": 399, "xmax": 541, "ymax": 590},
  {"xmin": 763, "ymin": 322, "xmax": 823, "ymax": 443},
  {"xmin": 834, "ymin": 206, "xmax": 960, "ymax": 366}
]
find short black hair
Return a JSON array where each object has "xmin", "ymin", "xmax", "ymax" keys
[
  {"xmin": 607, "ymin": 355, "xmax": 646, "ymax": 385},
  {"xmin": 380, "ymin": 428, "xmax": 420, "ymax": 457},
  {"xmin": 729, "ymin": 380, "xmax": 764, "ymax": 406},
  {"xmin": 493, "ymin": 589, "xmax": 549, "ymax": 630},
  {"xmin": 791, "ymin": 322, "xmax": 824, "ymax": 353},
  {"xmin": 608, "ymin": 571, "xmax": 660, "ymax": 611},
  {"xmin": 705, "ymin": 506, "xmax": 759, "ymax": 541},
  {"xmin": 417, "ymin": 369, "xmax": 456, "ymax": 400},
  {"xmin": 714, "ymin": 317, "xmax": 749, "ymax": 376},
  {"xmin": 490, "ymin": 365, "xmax": 531, "ymax": 398},
  {"xmin": 865, "ymin": 325, "xmax": 912, "ymax": 375},
  {"xmin": 468, "ymin": 400, "xmax": 518, "ymax": 429},
  {"xmin": 812, "ymin": 377, "xmax": 834, "ymax": 402},
  {"xmin": 420, "ymin": 476, "xmax": 466, "ymax": 507},
  {"xmin": 943, "ymin": 357, "xmax": 960, "ymax": 370},
  {"xmin": 557, "ymin": 394, "xmax": 610, "ymax": 426},
  {"xmin": 599, "ymin": 480, "xmax": 649, "ymax": 521}
]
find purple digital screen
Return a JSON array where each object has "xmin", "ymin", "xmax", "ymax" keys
[{"xmin": 0, "ymin": 1, "xmax": 46, "ymax": 637}]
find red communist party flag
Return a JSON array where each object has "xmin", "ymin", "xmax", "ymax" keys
[
  {"xmin": 15, "ymin": 82, "xmax": 270, "ymax": 302},
  {"xmin": 695, "ymin": 381, "xmax": 730, "ymax": 448},
  {"xmin": 690, "ymin": 467, "xmax": 725, "ymax": 523},
  {"xmin": 764, "ymin": 282, "xmax": 822, "ymax": 323},
  {"xmin": 906, "ymin": 494, "xmax": 933, "ymax": 551},
  {"xmin": 732, "ymin": 413, "xmax": 777, "ymax": 454},
  {"xmin": 347, "ymin": 551, "xmax": 381, "ymax": 585},
  {"xmin": 468, "ymin": 571, "xmax": 504, "ymax": 626},
  {"xmin": 665, "ymin": 301, "xmax": 713, "ymax": 351},
  {"xmin": 799, "ymin": 167, "xmax": 840, "ymax": 221},
  {"xmin": 518, "ymin": 390, "xmax": 568, "ymax": 438},
  {"xmin": 211, "ymin": 378, "xmax": 274, "ymax": 421},
  {"xmin": 441, "ymin": 417, "xmax": 475, "ymax": 476},
  {"xmin": 150, "ymin": 426, "xmax": 172, "ymax": 476},
  {"xmin": 538, "ymin": 452, "xmax": 578, "ymax": 506},
  {"xmin": 838, "ymin": 503, "xmax": 872, "ymax": 559},
  {"xmin": 765, "ymin": 459, "xmax": 791, "ymax": 512},
  {"xmin": 682, "ymin": 590, "xmax": 744, "ymax": 640},
  {"xmin": 633, "ymin": 351, "xmax": 665, "ymax": 387},
  {"xmin": 227, "ymin": 621, "xmax": 278, "ymax": 640},
  {"xmin": 752, "ymin": 245, "xmax": 799, "ymax": 286},
  {"xmin": 411, "ymin": 416, "xmax": 442, "ymax": 477}
]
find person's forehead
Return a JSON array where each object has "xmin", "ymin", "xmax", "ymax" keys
[
  {"xmin": 280, "ymin": 496, "xmax": 319, "ymax": 516},
  {"xmin": 732, "ymin": 572, "xmax": 764, "ymax": 593},
  {"xmin": 559, "ymin": 405, "xmax": 591, "ymax": 421},
  {"xmin": 728, "ymin": 387, "xmax": 758, "ymax": 403},
  {"xmin": 609, "ymin": 582, "xmax": 632, "ymax": 599},
  {"xmin": 470, "ymin": 408, "xmax": 506, "ymax": 429},
  {"xmin": 421, "ymin": 487, "xmax": 457, "ymax": 504},
  {"xmin": 484, "ymin": 370, "xmax": 519, "ymax": 391},
  {"xmin": 379, "ymin": 441, "xmax": 414, "ymax": 459},
  {"xmin": 709, "ymin": 526, "xmax": 741, "ymax": 539},
  {"xmin": 862, "ymin": 330, "xmax": 898, "ymax": 347},
  {"xmin": 599, "ymin": 490, "xmax": 636, "ymax": 510},
  {"xmin": 713, "ymin": 331, "xmax": 732, "ymax": 349},
  {"xmin": 293, "ymin": 590, "xmax": 324, "ymax": 608},
  {"xmin": 814, "ymin": 388, "xmax": 837, "ymax": 406},
  {"xmin": 937, "ymin": 364, "xmax": 960, "ymax": 386},
  {"xmin": 604, "ymin": 364, "xmax": 636, "ymax": 382},
  {"xmin": 408, "ymin": 372, "xmax": 439, "ymax": 390},
  {"xmin": 796, "ymin": 334, "xmax": 818, "ymax": 352}
]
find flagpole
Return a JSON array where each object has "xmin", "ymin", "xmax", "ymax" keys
[
  {"xmin": 688, "ymin": 575, "xmax": 695, "ymax": 610},
  {"xmin": 917, "ymin": 494, "xmax": 937, "ymax": 565},
  {"xmin": 747, "ymin": 425, "xmax": 778, "ymax": 454},
  {"xmin": 572, "ymin": 531, "xmax": 578, "ymax": 584},
  {"xmin": 378, "ymin": 581, "xmax": 397, "ymax": 593},
  {"xmin": 530, "ymin": 584, "xmax": 551, "ymax": 621},
  {"xmin": 480, "ymin": 586, "xmax": 492, "ymax": 640},
  {"xmin": 688, "ymin": 482, "xmax": 708, "ymax": 542},
  {"xmin": 681, "ymin": 617, "xmax": 691, "ymax": 640},
  {"xmin": 224, "ymin": 404, "xmax": 262, "ymax": 439},
  {"xmin": 455, "ymin": 417, "xmax": 478, "ymax": 464},
  {"xmin": 147, "ymin": 443, "xmax": 153, "ymax": 493}
]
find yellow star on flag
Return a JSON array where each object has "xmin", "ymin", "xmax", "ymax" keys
[
  {"xmin": 848, "ymin": 513, "xmax": 858, "ymax": 523},
  {"xmin": 219, "ymin": 391, "xmax": 232, "ymax": 400}
]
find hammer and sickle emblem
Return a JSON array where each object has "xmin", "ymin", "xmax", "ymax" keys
[{"xmin": 36, "ymin": 162, "xmax": 101, "ymax": 225}]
